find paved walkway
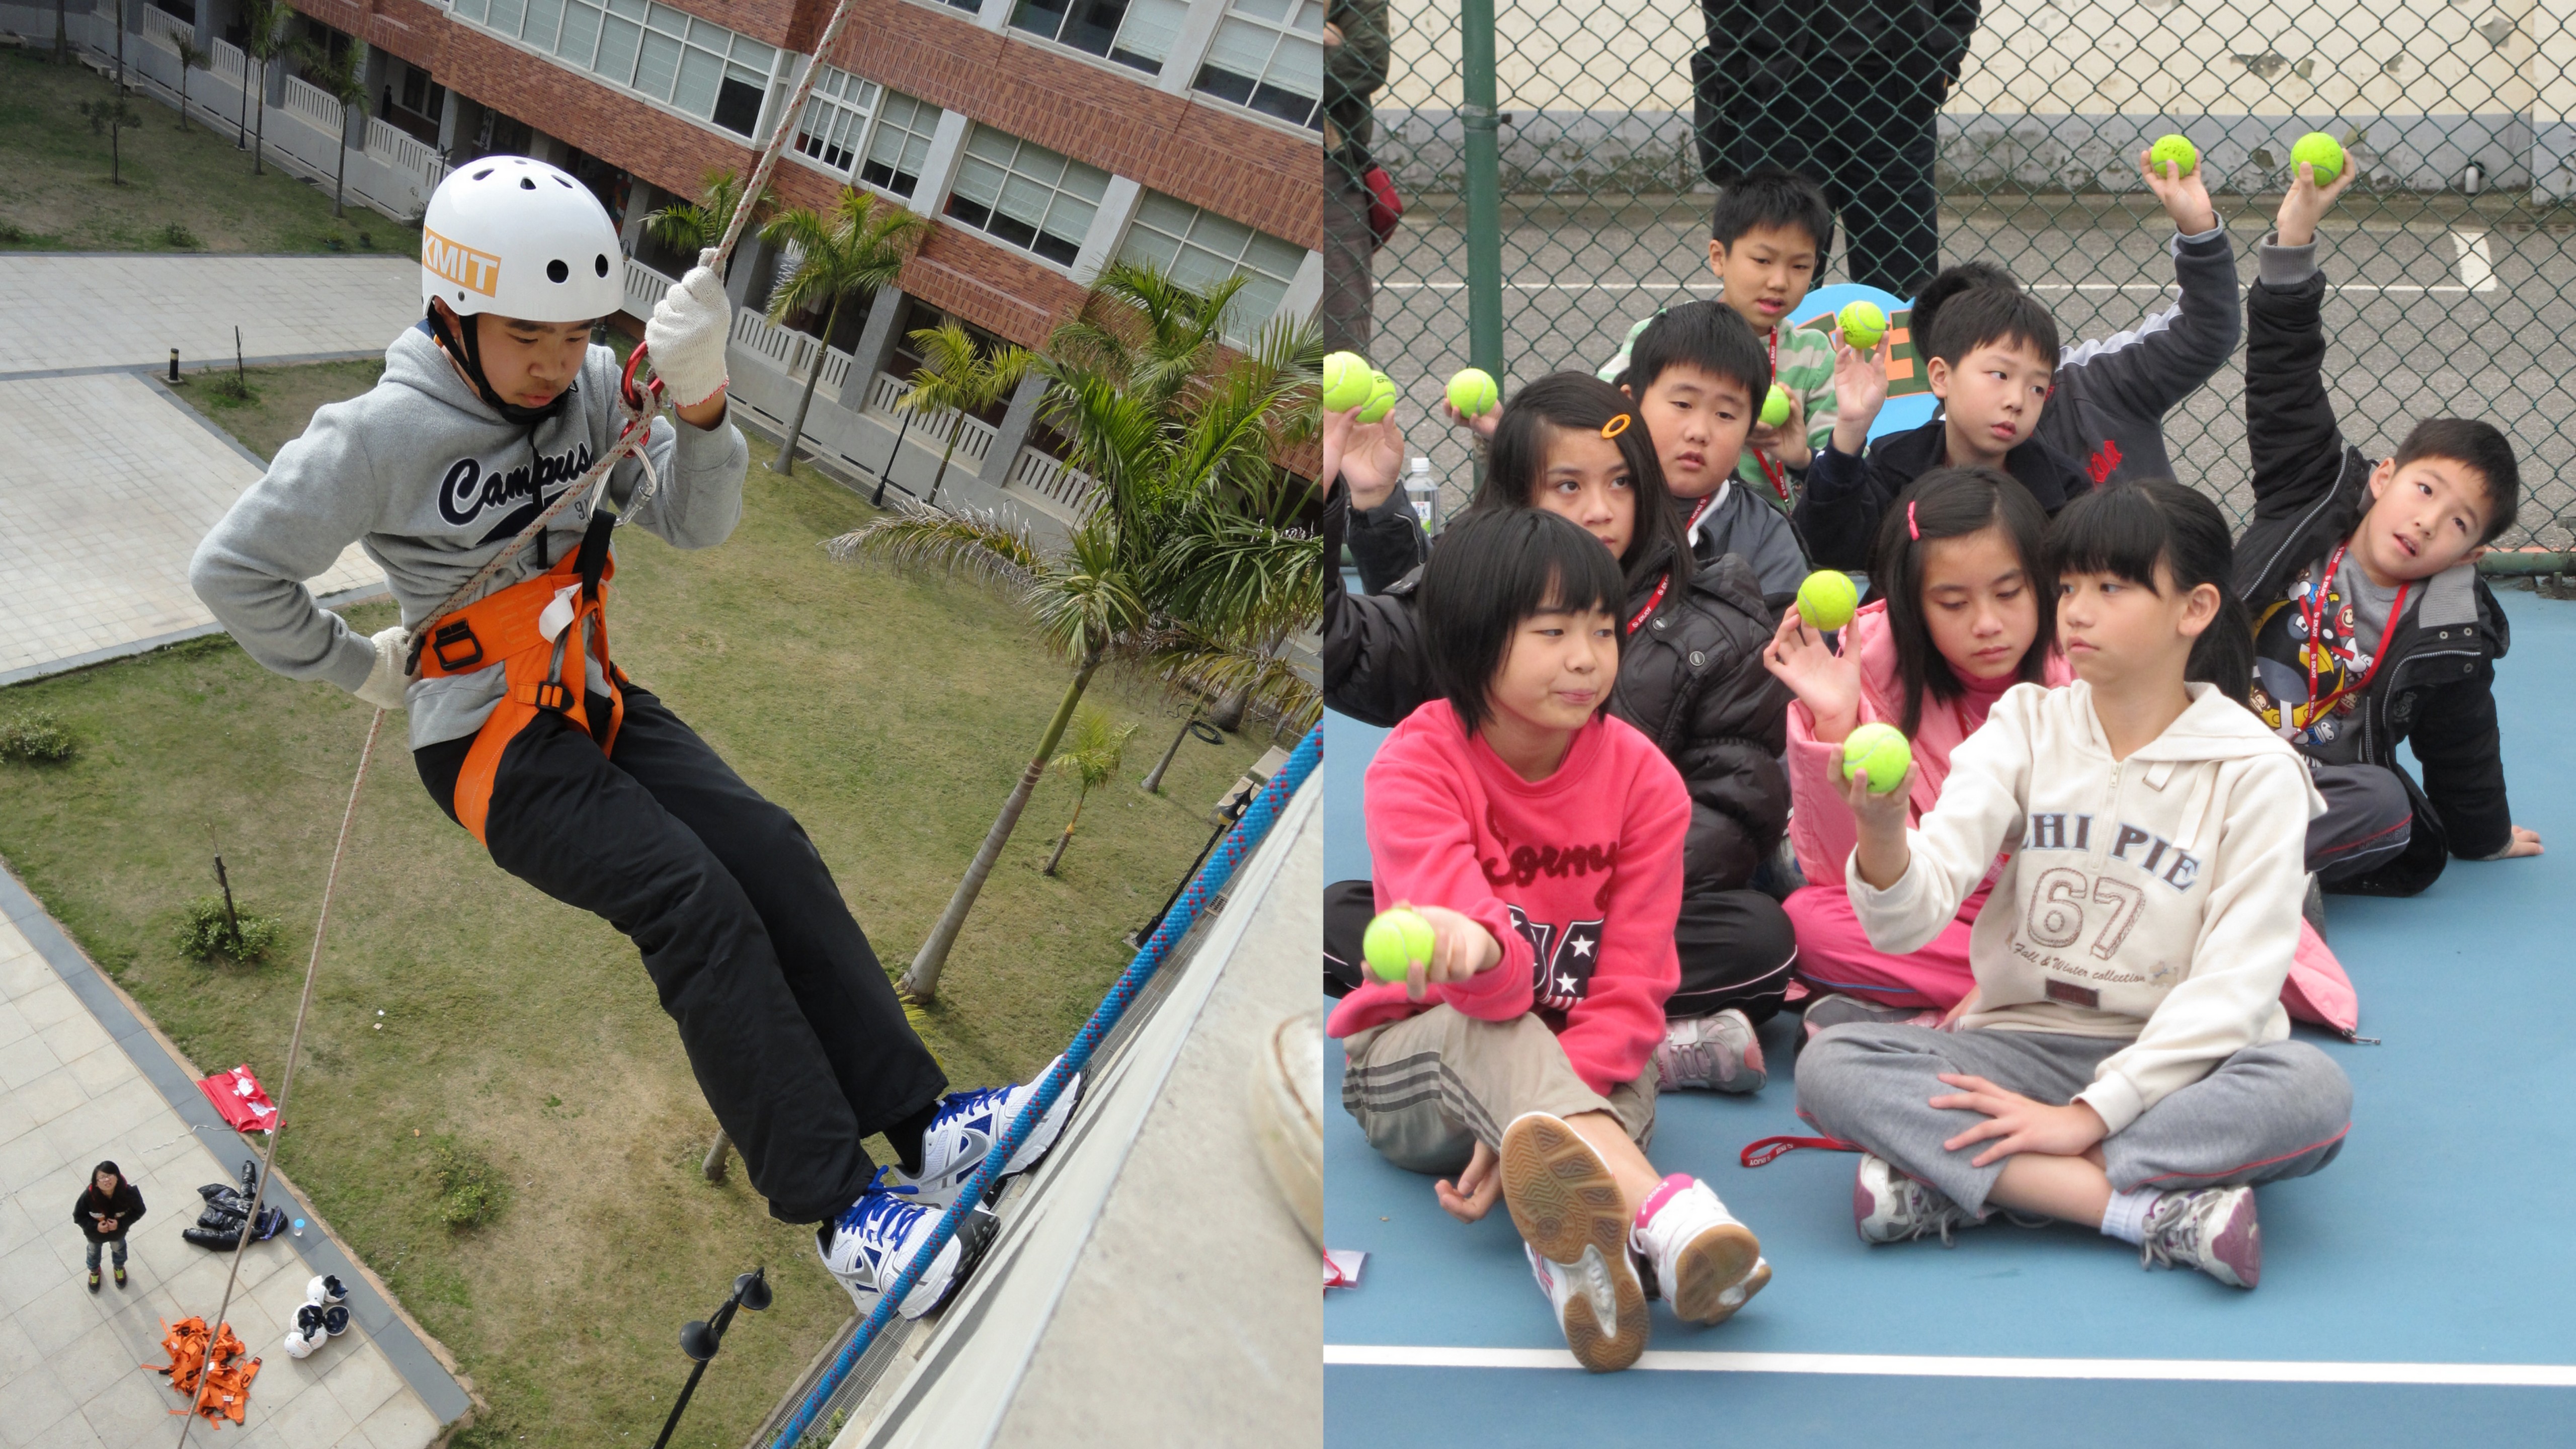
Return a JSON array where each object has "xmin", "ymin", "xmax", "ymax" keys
[
  {"xmin": 0, "ymin": 867, "xmax": 470, "ymax": 1447},
  {"xmin": 0, "ymin": 255, "xmax": 417, "ymax": 686}
]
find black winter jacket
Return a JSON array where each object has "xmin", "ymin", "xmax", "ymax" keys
[
  {"xmin": 1694, "ymin": 0, "xmax": 1980, "ymax": 133},
  {"xmin": 1324, "ymin": 486, "xmax": 1793, "ymax": 892},
  {"xmin": 74, "ymin": 1180, "xmax": 146, "ymax": 1242},
  {"xmin": 1794, "ymin": 415, "xmax": 2094, "ymax": 570},
  {"xmin": 2239, "ymin": 248, "xmax": 2514, "ymax": 896}
]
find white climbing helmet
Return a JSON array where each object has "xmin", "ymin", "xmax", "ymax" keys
[
  {"xmin": 420, "ymin": 155, "xmax": 623, "ymax": 323},
  {"xmin": 305, "ymin": 1273, "xmax": 349, "ymax": 1308},
  {"xmin": 284, "ymin": 1304, "xmax": 327, "ymax": 1359}
]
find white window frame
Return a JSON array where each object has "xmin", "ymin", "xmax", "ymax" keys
[
  {"xmin": 1113, "ymin": 188, "xmax": 1307, "ymax": 340},
  {"xmin": 999, "ymin": 0, "xmax": 1193, "ymax": 83},
  {"xmin": 942, "ymin": 123, "xmax": 1114, "ymax": 273},
  {"xmin": 445, "ymin": 0, "xmax": 781, "ymax": 141},
  {"xmin": 1190, "ymin": 0, "xmax": 1322, "ymax": 134},
  {"xmin": 785, "ymin": 67, "xmax": 946, "ymax": 208}
]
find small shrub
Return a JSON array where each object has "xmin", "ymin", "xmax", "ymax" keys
[
  {"xmin": 357, "ymin": 229, "xmax": 373, "ymax": 249},
  {"xmin": 0, "ymin": 221, "xmax": 27, "ymax": 243},
  {"xmin": 162, "ymin": 221, "xmax": 201, "ymax": 249},
  {"xmin": 430, "ymin": 1140, "xmax": 507, "ymax": 1231},
  {"xmin": 0, "ymin": 712, "xmax": 76, "ymax": 763},
  {"xmin": 206, "ymin": 371, "xmax": 259, "ymax": 406},
  {"xmin": 322, "ymin": 234, "xmax": 346, "ymax": 252},
  {"xmin": 174, "ymin": 896, "xmax": 283, "ymax": 962}
]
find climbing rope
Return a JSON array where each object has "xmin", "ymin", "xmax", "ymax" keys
[
  {"xmin": 765, "ymin": 725, "xmax": 1323, "ymax": 1449},
  {"xmin": 172, "ymin": 3, "xmax": 878, "ymax": 1437}
]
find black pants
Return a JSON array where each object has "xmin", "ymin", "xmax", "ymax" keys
[
  {"xmin": 1325, "ymin": 878, "xmax": 1796, "ymax": 1024},
  {"xmin": 417, "ymin": 686, "xmax": 945, "ymax": 1225},
  {"xmin": 1323, "ymin": 156, "xmax": 1377, "ymax": 355},
  {"xmin": 1697, "ymin": 59, "xmax": 1944, "ymax": 297}
]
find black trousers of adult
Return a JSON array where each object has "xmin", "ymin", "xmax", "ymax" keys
[
  {"xmin": 1323, "ymin": 157, "xmax": 1377, "ymax": 356},
  {"xmin": 1701, "ymin": 61, "xmax": 1943, "ymax": 297},
  {"xmin": 1324, "ymin": 878, "xmax": 1796, "ymax": 1024},
  {"xmin": 416, "ymin": 685, "xmax": 946, "ymax": 1225}
]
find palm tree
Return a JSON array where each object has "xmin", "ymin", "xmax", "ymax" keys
[
  {"xmin": 1040, "ymin": 708, "xmax": 1138, "ymax": 876},
  {"xmin": 643, "ymin": 167, "xmax": 767, "ymax": 280},
  {"xmin": 293, "ymin": 37, "xmax": 367, "ymax": 217},
  {"xmin": 829, "ymin": 265, "xmax": 1319, "ymax": 1002},
  {"xmin": 896, "ymin": 321, "xmax": 1034, "ymax": 509},
  {"xmin": 758, "ymin": 188, "xmax": 926, "ymax": 478},
  {"xmin": 241, "ymin": 0, "xmax": 289, "ymax": 175},
  {"xmin": 174, "ymin": 37, "xmax": 205, "ymax": 133}
]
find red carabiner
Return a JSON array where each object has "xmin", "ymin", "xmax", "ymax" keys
[{"xmin": 620, "ymin": 340, "xmax": 654, "ymax": 412}]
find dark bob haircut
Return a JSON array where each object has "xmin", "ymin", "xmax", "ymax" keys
[
  {"xmin": 2392, "ymin": 417, "xmax": 2522, "ymax": 544},
  {"xmin": 1922, "ymin": 278, "xmax": 2061, "ymax": 372},
  {"xmin": 1871, "ymin": 466, "xmax": 2057, "ymax": 736},
  {"xmin": 1419, "ymin": 508, "xmax": 1628, "ymax": 736},
  {"xmin": 1622, "ymin": 300, "xmax": 1770, "ymax": 405},
  {"xmin": 2046, "ymin": 478, "xmax": 2251, "ymax": 705},
  {"xmin": 1711, "ymin": 167, "xmax": 1835, "ymax": 268},
  {"xmin": 1475, "ymin": 371, "xmax": 1689, "ymax": 599}
]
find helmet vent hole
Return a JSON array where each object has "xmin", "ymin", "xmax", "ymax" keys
[
  {"xmin": 558, "ymin": 176, "xmax": 573, "ymax": 187},
  {"xmin": 547, "ymin": 259, "xmax": 570, "ymax": 283},
  {"xmin": 472, "ymin": 168, "xmax": 493, "ymax": 180},
  {"xmin": 594, "ymin": 253, "xmax": 610, "ymax": 277},
  {"xmin": 520, "ymin": 177, "xmax": 537, "ymax": 190}
]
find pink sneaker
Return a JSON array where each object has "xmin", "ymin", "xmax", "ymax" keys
[{"xmin": 2139, "ymin": 1185, "xmax": 2261, "ymax": 1289}]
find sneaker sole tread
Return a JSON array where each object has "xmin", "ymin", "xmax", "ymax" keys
[
  {"xmin": 1667, "ymin": 1222, "xmax": 1765, "ymax": 1323},
  {"xmin": 1557, "ymin": 1245, "xmax": 1649, "ymax": 1373},
  {"xmin": 1502, "ymin": 1115, "xmax": 1645, "ymax": 1372}
]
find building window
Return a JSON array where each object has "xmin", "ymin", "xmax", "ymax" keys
[
  {"xmin": 943, "ymin": 125, "xmax": 1110, "ymax": 269},
  {"xmin": 867, "ymin": 91, "xmax": 939, "ymax": 198},
  {"xmin": 1193, "ymin": 0, "xmax": 1323, "ymax": 131},
  {"xmin": 1006, "ymin": 0, "xmax": 1189, "ymax": 76},
  {"xmin": 452, "ymin": 0, "xmax": 777, "ymax": 138},
  {"xmin": 1116, "ymin": 191, "xmax": 1306, "ymax": 337},
  {"xmin": 793, "ymin": 66, "xmax": 879, "ymax": 174}
]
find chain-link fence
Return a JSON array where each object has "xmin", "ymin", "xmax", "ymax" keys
[{"xmin": 1345, "ymin": 0, "xmax": 2576, "ymax": 554}]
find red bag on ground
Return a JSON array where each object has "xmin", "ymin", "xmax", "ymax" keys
[{"xmin": 197, "ymin": 1065, "xmax": 277, "ymax": 1133}]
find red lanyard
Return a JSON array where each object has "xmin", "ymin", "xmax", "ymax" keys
[
  {"xmin": 2294, "ymin": 540, "xmax": 2408, "ymax": 729},
  {"xmin": 1752, "ymin": 329, "xmax": 1791, "ymax": 502},
  {"xmin": 1627, "ymin": 496, "xmax": 1713, "ymax": 635}
]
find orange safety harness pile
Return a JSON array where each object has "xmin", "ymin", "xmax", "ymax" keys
[
  {"xmin": 161, "ymin": 0, "xmax": 868, "ymax": 1439},
  {"xmin": 148, "ymin": 1318, "xmax": 261, "ymax": 1430}
]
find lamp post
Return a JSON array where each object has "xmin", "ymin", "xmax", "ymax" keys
[{"xmin": 649, "ymin": 1267, "xmax": 773, "ymax": 1449}]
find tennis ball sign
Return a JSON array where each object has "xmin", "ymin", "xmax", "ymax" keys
[
  {"xmin": 1841, "ymin": 722, "xmax": 1912, "ymax": 796},
  {"xmin": 1322, "ymin": 351, "xmax": 1373, "ymax": 412},
  {"xmin": 2292, "ymin": 132, "xmax": 2344, "ymax": 186},
  {"xmin": 2148, "ymin": 133, "xmax": 2198, "ymax": 178},
  {"xmin": 1363, "ymin": 908, "xmax": 1436, "ymax": 983},
  {"xmin": 1358, "ymin": 371, "xmax": 1398, "ymax": 423},
  {"xmin": 1797, "ymin": 570, "xmax": 1859, "ymax": 632},
  {"xmin": 1448, "ymin": 367, "xmax": 1499, "ymax": 418},
  {"xmin": 1761, "ymin": 384, "xmax": 1792, "ymax": 428},
  {"xmin": 1838, "ymin": 301, "xmax": 1888, "ymax": 353}
]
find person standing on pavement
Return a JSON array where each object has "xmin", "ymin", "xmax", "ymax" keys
[
  {"xmin": 1324, "ymin": 0, "xmax": 1391, "ymax": 355},
  {"xmin": 1688, "ymin": 0, "xmax": 1980, "ymax": 296},
  {"xmin": 74, "ymin": 1161, "xmax": 145, "ymax": 1291}
]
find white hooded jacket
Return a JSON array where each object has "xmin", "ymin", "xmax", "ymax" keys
[{"xmin": 1849, "ymin": 680, "xmax": 2325, "ymax": 1134}]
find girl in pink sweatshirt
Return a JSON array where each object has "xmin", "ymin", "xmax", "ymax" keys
[
  {"xmin": 1329, "ymin": 506, "xmax": 1772, "ymax": 1373},
  {"xmin": 1763, "ymin": 466, "xmax": 2358, "ymax": 1036}
]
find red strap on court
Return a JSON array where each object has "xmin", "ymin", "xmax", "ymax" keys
[{"xmin": 1740, "ymin": 1133, "xmax": 1864, "ymax": 1168}]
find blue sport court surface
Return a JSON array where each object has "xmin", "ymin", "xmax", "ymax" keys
[{"xmin": 1322, "ymin": 589, "xmax": 2576, "ymax": 1446}]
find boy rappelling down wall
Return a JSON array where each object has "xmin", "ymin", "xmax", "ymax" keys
[{"xmin": 189, "ymin": 156, "xmax": 1078, "ymax": 1321}]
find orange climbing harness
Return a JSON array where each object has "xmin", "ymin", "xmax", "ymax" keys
[{"xmin": 148, "ymin": 1317, "xmax": 261, "ymax": 1427}]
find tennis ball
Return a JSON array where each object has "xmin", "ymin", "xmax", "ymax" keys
[
  {"xmin": 1447, "ymin": 367, "xmax": 1498, "ymax": 418},
  {"xmin": 2148, "ymin": 133, "xmax": 2199, "ymax": 178},
  {"xmin": 1840, "ymin": 722, "xmax": 1912, "ymax": 796},
  {"xmin": 1357, "ymin": 371, "xmax": 1398, "ymax": 424},
  {"xmin": 1761, "ymin": 383, "xmax": 1792, "ymax": 429},
  {"xmin": 2292, "ymin": 131, "xmax": 2344, "ymax": 186},
  {"xmin": 1797, "ymin": 569, "xmax": 1859, "ymax": 632},
  {"xmin": 1838, "ymin": 300, "xmax": 1888, "ymax": 353},
  {"xmin": 1363, "ymin": 908, "xmax": 1436, "ymax": 983},
  {"xmin": 1322, "ymin": 351, "xmax": 1373, "ymax": 412}
]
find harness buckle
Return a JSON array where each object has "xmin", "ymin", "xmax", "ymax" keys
[
  {"xmin": 528, "ymin": 680, "xmax": 573, "ymax": 713},
  {"xmin": 431, "ymin": 621, "xmax": 485, "ymax": 671}
]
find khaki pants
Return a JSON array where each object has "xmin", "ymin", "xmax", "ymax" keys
[{"xmin": 1340, "ymin": 1006, "xmax": 1656, "ymax": 1176}]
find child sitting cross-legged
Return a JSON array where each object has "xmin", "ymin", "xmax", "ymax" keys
[
  {"xmin": 1795, "ymin": 481, "xmax": 2353, "ymax": 1290},
  {"xmin": 1331, "ymin": 506, "xmax": 1771, "ymax": 1372}
]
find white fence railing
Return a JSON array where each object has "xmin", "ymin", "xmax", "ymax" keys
[
  {"xmin": 368, "ymin": 117, "xmax": 441, "ymax": 180},
  {"xmin": 284, "ymin": 73, "xmax": 344, "ymax": 132},
  {"xmin": 209, "ymin": 36, "xmax": 245, "ymax": 86},
  {"xmin": 624, "ymin": 256, "xmax": 672, "ymax": 318},
  {"xmin": 866, "ymin": 371, "xmax": 996, "ymax": 462},
  {"xmin": 1005, "ymin": 446, "xmax": 1100, "ymax": 519},
  {"xmin": 139, "ymin": 7, "xmax": 190, "ymax": 52}
]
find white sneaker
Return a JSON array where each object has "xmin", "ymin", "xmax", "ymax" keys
[
  {"xmin": 817, "ymin": 1172, "xmax": 999, "ymax": 1320},
  {"xmin": 890, "ymin": 1060, "xmax": 1085, "ymax": 1210},
  {"xmin": 1654, "ymin": 1008, "xmax": 1765, "ymax": 1093},
  {"xmin": 1852, "ymin": 1152, "xmax": 1982, "ymax": 1246},
  {"xmin": 1629, "ymin": 1174, "xmax": 1767, "ymax": 1324},
  {"xmin": 1501, "ymin": 1112, "xmax": 1647, "ymax": 1372},
  {"xmin": 2139, "ymin": 1185, "xmax": 2262, "ymax": 1289}
]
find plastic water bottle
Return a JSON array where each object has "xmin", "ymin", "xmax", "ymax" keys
[
  {"xmin": 291, "ymin": 1217, "xmax": 305, "ymax": 1238},
  {"xmin": 1405, "ymin": 457, "xmax": 1435, "ymax": 529}
]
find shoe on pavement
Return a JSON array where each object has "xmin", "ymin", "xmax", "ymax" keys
[
  {"xmin": 87, "ymin": 1269, "xmax": 100, "ymax": 1293},
  {"xmin": 114, "ymin": 1265, "xmax": 127, "ymax": 1289},
  {"xmin": 1853, "ymin": 1152, "xmax": 1982, "ymax": 1246},
  {"xmin": 1800, "ymin": 993, "xmax": 1942, "ymax": 1044},
  {"xmin": 889, "ymin": 1060, "xmax": 1085, "ymax": 1210},
  {"xmin": 1501, "ymin": 1112, "xmax": 1647, "ymax": 1372},
  {"xmin": 818, "ymin": 1171, "xmax": 1000, "ymax": 1320},
  {"xmin": 1630, "ymin": 1174, "xmax": 1767, "ymax": 1324},
  {"xmin": 1654, "ymin": 1009, "xmax": 1765, "ymax": 1093},
  {"xmin": 2139, "ymin": 1185, "xmax": 2261, "ymax": 1289}
]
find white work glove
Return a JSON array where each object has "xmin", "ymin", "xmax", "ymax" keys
[
  {"xmin": 353, "ymin": 625, "xmax": 414, "ymax": 711},
  {"xmin": 645, "ymin": 264, "xmax": 732, "ymax": 408}
]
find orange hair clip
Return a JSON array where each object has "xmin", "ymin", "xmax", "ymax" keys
[{"xmin": 1600, "ymin": 414, "xmax": 1633, "ymax": 439}]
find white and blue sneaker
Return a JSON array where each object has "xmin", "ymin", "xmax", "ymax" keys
[
  {"xmin": 891, "ymin": 1060, "xmax": 1085, "ymax": 1209},
  {"xmin": 818, "ymin": 1171, "xmax": 999, "ymax": 1320}
]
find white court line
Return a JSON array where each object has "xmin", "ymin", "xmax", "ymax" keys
[
  {"xmin": 1325, "ymin": 1344, "xmax": 2576, "ymax": 1385},
  {"xmin": 1381, "ymin": 281, "xmax": 2481, "ymax": 295},
  {"xmin": 2454, "ymin": 229, "xmax": 2499, "ymax": 292}
]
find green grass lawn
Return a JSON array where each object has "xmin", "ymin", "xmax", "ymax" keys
[
  {"xmin": 0, "ymin": 370, "xmax": 1276, "ymax": 1447},
  {"xmin": 0, "ymin": 46, "xmax": 422, "ymax": 252},
  {"xmin": 179, "ymin": 357, "xmax": 388, "ymax": 457}
]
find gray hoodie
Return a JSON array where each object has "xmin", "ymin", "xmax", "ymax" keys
[{"xmin": 189, "ymin": 320, "xmax": 750, "ymax": 750}]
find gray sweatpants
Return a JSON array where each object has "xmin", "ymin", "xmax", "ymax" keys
[
  {"xmin": 1796, "ymin": 1023, "xmax": 2351, "ymax": 1217},
  {"xmin": 2307, "ymin": 760, "xmax": 2411, "ymax": 885}
]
